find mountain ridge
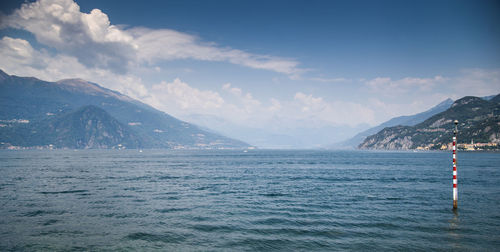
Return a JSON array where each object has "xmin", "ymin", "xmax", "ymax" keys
[
  {"xmin": 332, "ymin": 98, "xmax": 454, "ymax": 149},
  {"xmin": 359, "ymin": 94, "xmax": 500, "ymax": 150},
  {"xmin": 55, "ymin": 79, "xmax": 136, "ymax": 103},
  {"xmin": 0, "ymin": 70, "xmax": 250, "ymax": 149},
  {"xmin": 2, "ymin": 105, "xmax": 143, "ymax": 149}
]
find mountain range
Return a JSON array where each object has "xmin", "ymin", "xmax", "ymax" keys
[
  {"xmin": 182, "ymin": 113, "xmax": 369, "ymax": 149},
  {"xmin": 359, "ymin": 95, "xmax": 500, "ymax": 150},
  {"xmin": 0, "ymin": 70, "xmax": 249, "ymax": 149},
  {"xmin": 332, "ymin": 98, "xmax": 454, "ymax": 149},
  {"xmin": 2, "ymin": 69, "xmax": 498, "ymax": 150}
]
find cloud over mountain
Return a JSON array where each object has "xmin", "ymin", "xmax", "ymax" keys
[{"xmin": 1, "ymin": 0, "xmax": 499, "ymax": 148}]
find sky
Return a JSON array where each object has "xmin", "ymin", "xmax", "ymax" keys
[{"xmin": 0, "ymin": 0, "xmax": 499, "ymax": 147}]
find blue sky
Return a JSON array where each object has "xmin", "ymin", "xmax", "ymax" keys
[
  {"xmin": 77, "ymin": 0, "xmax": 500, "ymax": 75},
  {"xmin": 1, "ymin": 0, "xmax": 499, "ymax": 147}
]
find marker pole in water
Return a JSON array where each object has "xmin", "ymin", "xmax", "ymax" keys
[{"xmin": 453, "ymin": 120, "xmax": 458, "ymax": 209}]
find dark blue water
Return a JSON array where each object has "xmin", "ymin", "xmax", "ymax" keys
[{"xmin": 0, "ymin": 150, "xmax": 499, "ymax": 251}]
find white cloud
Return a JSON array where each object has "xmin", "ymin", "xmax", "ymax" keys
[
  {"xmin": 365, "ymin": 70, "xmax": 500, "ymax": 101},
  {"xmin": 130, "ymin": 27, "xmax": 303, "ymax": 75},
  {"xmin": 0, "ymin": 36, "xmax": 148, "ymax": 101},
  {"xmin": 144, "ymin": 79, "xmax": 376, "ymax": 129},
  {"xmin": 367, "ymin": 98, "xmax": 425, "ymax": 122},
  {"xmin": 0, "ymin": 35, "xmax": 379, "ymax": 127},
  {"xmin": 149, "ymin": 78, "xmax": 225, "ymax": 111},
  {"xmin": 222, "ymin": 83, "xmax": 242, "ymax": 96},
  {"xmin": 361, "ymin": 69, "xmax": 500, "ymax": 123},
  {"xmin": 294, "ymin": 92, "xmax": 326, "ymax": 112},
  {"xmin": 217, "ymin": 83, "xmax": 263, "ymax": 118},
  {"xmin": 141, "ymin": 80, "xmax": 264, "ymax": 126},
  {"xmin": 365, "ymin": 75, "xmax": 446, "ymax": 95},
  {"xmin": 2, "ymin": 0, "xmax": 499, "ymax": 146},
  {"xmin": 292, "ymin": 92, "xmax": 376, "ymax": 126},
  {"xmin": 310, "ymin": 77, "xmax": 351, "ymax": 83},
  {"xmin": 453, "ymin": 68, "xmax": 500, "ymax": 97},
  {"xmin": 4, "ymin": 0, "xmax": 135, "ymax": 74},
  {"xmin": 268, "ymin": 98, "xmax": 282, "ymax": 112},
  {"xmin": 2, "ymin": 0, "xmax": 303, "ymax": 76},
  {"xmin": 363, "ymin": 75, "xmax": 456, "ymax": 121},
  {"xmin": 222, "ymin": 83, "xmax": 261, "ymax": 109},
  {"xmin": 0, "ymin": 37, "xmax": 36, "ymax": 65}
]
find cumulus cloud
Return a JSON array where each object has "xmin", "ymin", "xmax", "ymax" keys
[
  {"xmin": 0, "ymin": 36, "xmax": 148, "ymax": 100},
  {"xmin": 222, "ymin": 83, "xmax": 242, "ymax": 96},
  {"xmin": 294, "ymin": 92, "xmax": 326, "ymax": 112},
  {"xmin": 142, "ymin": 80, "xmax": 265, "ymax": 126},
  {"xmin": 148, "ymin": 78, "xmax": 225, "ymax": 111},
  {"xmin": 222, "ymin": 83, "xmax": 261, "ymax": 113},
  {"xmin": 3, "ymin": 0, "xmax": 498, "ymax": 139},
  {"xmin": 0, "ymin": 37, "xmax": 37, "ymax": 65},
  {"xmin": 293, "ymin": 92, "xmax": 375, "ymax": 126},
  {"xmin": 2, "ymin": 0, "xmax": 303, "ymax": 76},
  {"xmin": 4, "ymin": 0, "xmax": 135, "ymax": 73},
  {"xmin": 143, "ymin": 78, "xmax": 376, "ymax": 128}
]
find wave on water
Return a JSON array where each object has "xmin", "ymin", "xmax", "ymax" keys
[{"xmin": 0, "ymin": 150, "xmax": 499, "ymax": 251}]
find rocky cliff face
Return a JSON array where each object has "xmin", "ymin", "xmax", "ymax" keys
[{"xmin": 359, "ymin": 95, "xmax": 500, "ymax": 150}]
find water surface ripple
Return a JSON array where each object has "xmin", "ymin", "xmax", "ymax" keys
[{"xmin": 0, "ymin": 150, "xmax": 499, "ymax": 251}]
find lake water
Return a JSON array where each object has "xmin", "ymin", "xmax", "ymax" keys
[{"xmin": 0, "ymin": 150, "xmax": 499, "ymax": 251}]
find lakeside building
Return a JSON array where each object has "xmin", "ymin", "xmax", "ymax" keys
[{"xmin": 416, "ymin": 140, "xmax": 499, "ymax": 151}]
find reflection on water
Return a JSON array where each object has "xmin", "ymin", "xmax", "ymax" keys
[{"xmin": 448, "ymin": 208, "xmax": 461, "ymax": 250}]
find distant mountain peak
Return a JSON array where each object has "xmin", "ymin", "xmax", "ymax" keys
[
  {"xmin": 359, "ymin": 94, "xmax": 500, "ymax": 150},
  {"xmin": 0, "ymin": 69, "xmax": 10, "ymax": 81},
  {"xmin": 451, "ymin": 96, "xmax": 485, "ymax": 108},
  {"xmin": 439, "ymin": 98, "xmax": 454, "ymax": 105},
  {"xmin": 0, "ymin": 70, "xmax": 250, "ymax": 149},
  {"xmin": 56, "ymin": 78, "xmax": 134, "ymax": 102},
  {"xmin": 57, "ymin": 78, "xmax": 87, "ymax": 83},
  {"xmin": 331, "ymin": 97, "xmax": 454, "ymax": 149},
  {"xmin": 490, "ymin": 94, "xmax": 500, "ymax": 103}
]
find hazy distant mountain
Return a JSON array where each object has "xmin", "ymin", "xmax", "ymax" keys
[
  {"xmin": 0, "ymin": 70, "xmax": 249, "ymax": 149},
  {"xmin": 332, "ymin": 98, "xmax": 454, "ymax": 149},
  {"xmin": 182, "ymin": 113, "xmax": 369, "ymax": 149},
  {"xmin": 359, "ymin": 95, "xmax": 500, "ymax": 150},
  {"xmin": 482, "ymin": 95, "xmax": 496, "ymax": 101}
]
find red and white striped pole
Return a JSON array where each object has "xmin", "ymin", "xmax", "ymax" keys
[{"xmin": 453, "ymin": 120, "xmax": 458, "ymax": 209}]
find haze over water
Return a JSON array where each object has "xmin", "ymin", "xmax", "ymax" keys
[{"xmin": 1, "ymin": 150, "xmax": 499, "ymax": 251}]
